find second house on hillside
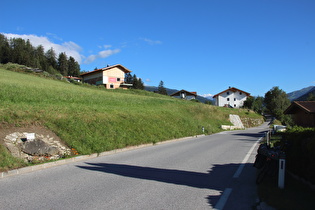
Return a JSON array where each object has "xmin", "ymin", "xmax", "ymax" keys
[
  {"xmin": 80, "ymin": 64, "xmax": 132, "ymax": 89},
  {"xmin": 170, "ymin": 90, "xmax": 197, "ymax": 100},
  {"xmin": 213, "ymin": 87, "xmax": 250, "ymax": 108}
]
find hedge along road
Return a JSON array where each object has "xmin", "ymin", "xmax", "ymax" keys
[{"xmin": 0, "ymin": 122, "xmax": 269, "ymax": 210}]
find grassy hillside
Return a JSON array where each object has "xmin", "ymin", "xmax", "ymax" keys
[{"xmin": 0, "ymin": 65, "xmax": 263, "ymax": 171}]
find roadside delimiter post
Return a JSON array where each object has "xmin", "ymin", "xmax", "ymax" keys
[{"xmin": 278, "ymin": 153, "xmax": 286, "ymax": 189}]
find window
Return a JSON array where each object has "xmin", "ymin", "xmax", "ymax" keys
[
  {"xmin": 234, "ymin": 98, "xmax": 236, "ymax": 101},
  {"xmin": 110, "ymin": 84, "xmax": 114, "ymax": 88},
  {"xmin": 227, "ymin": 98, "xmax": 230, "ymax": 101},
  {"xmin": 117, "ymin": 78, "xmax": 121, "ymax": 82},
  {"xmin": 240, "ymin": 92, "xmax": 242, "ymax": 95},
  {"xmin": 234, "ymin": 104, "xmax": 236, "ymax": 107},
  {"xmin": 227, "ymin": 91, "xmax": 230, "ymax": 95}
]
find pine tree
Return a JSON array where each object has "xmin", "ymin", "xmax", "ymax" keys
[
  {"xmin": 132, "ymin": 74, "xmax": 139, "ymax": 89},
  {"xmin": 35, "ymin": 45, "xmax": 47, "ymax": 70},
  {"xmin": 57, "ymin": 52, "xmax": 68, "ymax": 75},
  {"xmin": 10, "ymin": 38, "xmax": 26, "ymax": 65},
  {"xmin": 0, "ymin": 34, "xmax": 10, "ymax": 64},
  {"xmin": 0, "ymin": 33, "xmax": 81, "ymax": 77},
  {"xmin": 138, "ymin": 78, "xmax": 144, "ymax": 90},
  {"xmin": 68, "ymin": 56, "xmax": 80, "ymax": 76},
  {"xmin": 125, "ymin": 73, "xmax": 133, "ymax": 84},
  {"xmin": 45, "ymin": 47, "xmax": 57, "ymax": 70},
  {"xmin": 25, "ymin": 39, "xmax": 34, "ymax": 67},
  {"xmin": 157, "ymin": 80, "xmax": 167, "ymax": 95}
]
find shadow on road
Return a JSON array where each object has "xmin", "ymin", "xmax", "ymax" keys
[
  {"xmin": 232, "ymin": 131, "xmax": 267, "ymax": 138},
  {"xmin": 77, "ymin": 162, "xmax": 255, "ymax": 208}
]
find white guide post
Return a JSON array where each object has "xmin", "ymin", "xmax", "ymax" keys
[{"xmin": 278, "ymin": 155, "xmax": 286, "ymax": 189}]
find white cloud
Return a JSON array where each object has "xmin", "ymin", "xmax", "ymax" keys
[
  {"xmin": 3, "ymin": 33, "xmax": 83, "ymax": 64},
  {"xmin": 201, "ymin": 93, "xmax": 214, "ymax": 98},
  {"xmin": 103, "ymin": 45, "xmax": 112, "ymax": 49},
  {"xmin": 141, "ymin": 38, "xmax": 162, "ymax": 45},
  {"xmin": 84, "ymin": 49, "xmax": 121, "ymax": 64}
]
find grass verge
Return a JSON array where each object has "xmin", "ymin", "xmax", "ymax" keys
[{"xmin": 257, "ymin": 172, "xmax": 315, "ymax": 209}]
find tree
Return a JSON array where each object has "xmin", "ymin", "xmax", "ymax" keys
[
  {"xmin": 68, "ymin": 56, "xmax": 80, "ymax": 77},
  {"xmin": 10, "ymin": 38, "xmax": 27, "ymax": 65},
  {"xmin": 57, "ymin": 52, "xmax": 68, "ymax": 75},
  {"xmin": 132, "ymin": 74, "xmax": 139, "ymax": 89},
  {"xmin": 252, "ymin": 96, "xmax": 265, "ymax": 114},
  {"xmin": 264, "ymin": 86, "xmax": 291, "ymax": 124},
  {"xmin": 307, "ymin": 93, "xmax": 315, "ymax": 101},
  {"xmin": 243, "ymin": 96, "xmax": 254, "ymax": 109},
  {"xmin": 35, "ymin": 45, "xmax": 47, "ymax": 70},
  {"xmin": 0, "ymin": 34, "xmax": 10, "ymax": 64},
  {"xmin": 243, "ymin": 96, "xmax": 265, "ymax": 114},
  {"xmin": 137, "ymin": 78, "xmax": 144, "ymax": 90},
  {"xmin": 25, "ymin": 39, "xmax": 34, "ymax": 67},
  {"xmin": 157, "ymin": 80, "xmax": 167, "ymax": 95},
  {"xmin": 0, "ymin": 33, "xmax": 81, "ymax": 76},
  {"xmin": 45, "ymin": 47, "xmax": 57, "ymax": 70},
  {"xmin": 124, "ymin": 73, "xmax": 133, "ymax": 84},
  {"xmin": 130, "ymin": 74, "xmax": 144, "ymax": 89}
]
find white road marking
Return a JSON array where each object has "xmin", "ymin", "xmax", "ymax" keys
[
  {"xmin": 214, "ymin": 137, "xmax": 262, "ymax": 209},
  {"xmin": 233, "ymin": 137, "xmax": 262, "ymax": 178},
  {"xmin": 214, "ymin": 188, "xmax": 232, "ymax": 210}
]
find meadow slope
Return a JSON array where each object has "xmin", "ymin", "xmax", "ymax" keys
[{"xmin": 0, "ymin": 66, "xmax": 263, "ymax": 170}]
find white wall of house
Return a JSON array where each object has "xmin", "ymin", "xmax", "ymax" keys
[{"xmin": 214, "ymin": 90, "xmax": 247, "ymax": 108}]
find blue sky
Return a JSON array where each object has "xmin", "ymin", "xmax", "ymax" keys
[{"xmin": 1, "ymin": 0, "xmax": 314, "ymax": 97}]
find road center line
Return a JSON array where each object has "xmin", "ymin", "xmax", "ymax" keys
[{"xmin": 233, "ymin": 137, "xmax": 262, "ymax": 178}]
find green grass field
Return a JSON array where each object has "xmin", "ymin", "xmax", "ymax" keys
[{"xmin": 0, "ymin": 65, "xmax": 263, "ymax": 171}]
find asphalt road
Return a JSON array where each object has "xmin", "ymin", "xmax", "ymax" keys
[{"xmin": 0, "ymin": 123, "xmax": 269, "ymax": 210}]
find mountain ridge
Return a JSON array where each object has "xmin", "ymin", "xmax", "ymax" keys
[{"xmin": 287, "ymin": 86, "xmax": 315, "ymax": 101}]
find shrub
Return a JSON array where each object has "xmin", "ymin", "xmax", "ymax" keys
[{"xmin": 284, "ymin": 126, "xmax": 315, "ymax": 184}]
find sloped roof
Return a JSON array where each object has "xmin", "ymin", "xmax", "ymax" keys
[
  {"xmin": 284, "ymin": 101, "xmax": 315, "ymax": 114},
  {"xmin": 64, "ymin": 76, "xmax": 81, "ymax": 80},
  {"xmin": 170, "ymin": 89, "xmax": 197, "ymax": 96},
  {"xmin": 80, "ymin": 64, "xmax": 131, "ymax": 76},
  {"xmin": 213, "ymin": 87, "xmax": 250, "ymax": 98}
]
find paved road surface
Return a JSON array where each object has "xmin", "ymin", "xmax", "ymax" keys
[{"xmin": 0, "ymin": 123, "xmax": 269, "ymax": 209}]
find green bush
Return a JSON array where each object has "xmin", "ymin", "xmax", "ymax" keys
[{"xmin": 284, "ymin": 126, "xmax": 315, "ymax": 184}]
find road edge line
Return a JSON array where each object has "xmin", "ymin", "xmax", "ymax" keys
[
  {"xmin": 233, "ymin": 137, "xmax": 262, "ymax": 178},
  {"xmin": 214, "ymin": 188, "xmax": 232, "ymax": 210}
]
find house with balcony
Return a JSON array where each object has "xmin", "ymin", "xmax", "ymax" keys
[
  {"xmin": 213, "ymin": 87, "xmax": 250, "ymax": 108},
  {"xmin": 80, "ymin": 64, "xmax": 132, "ymax": 89}
]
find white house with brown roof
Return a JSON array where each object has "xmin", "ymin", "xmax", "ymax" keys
[
  {"xmin": 213, "ymin": 87, "xmax": 250, "ymax": 108},
  {"xmin": 80, "ymin": 64, "xmax": 132, "ymax": 89}
]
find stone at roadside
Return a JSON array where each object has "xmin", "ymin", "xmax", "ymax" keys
[{"xmin": 21, "ymin": 139, "xmax": 59, "ymax": 156}]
